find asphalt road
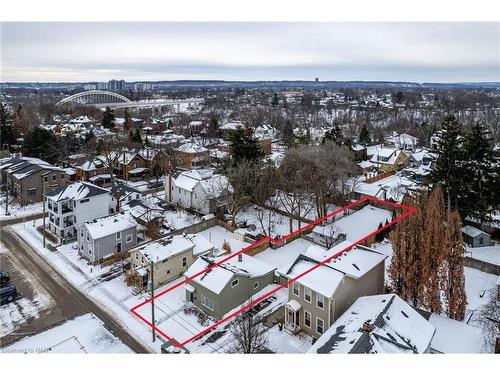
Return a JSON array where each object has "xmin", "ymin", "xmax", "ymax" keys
[{"xmin": 0, "ymin": 225, "xmax": 150, "ymax": 353}]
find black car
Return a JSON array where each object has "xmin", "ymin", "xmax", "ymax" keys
[
  {"xmin": 0, "ymin": 285, "xmax": 18, "ymax": 305},
  {"xmin": 0, "ymin": 271, "xmax": 10, "ymax": 287}
]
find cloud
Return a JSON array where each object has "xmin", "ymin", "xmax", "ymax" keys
[{"xmin": 1, "ymin": 22, "xmax": 499, "ymax": 82}]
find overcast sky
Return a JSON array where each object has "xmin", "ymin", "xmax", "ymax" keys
[{"xmin": 1, "ymin": 22, "xmax": 499, "ymax": 82}]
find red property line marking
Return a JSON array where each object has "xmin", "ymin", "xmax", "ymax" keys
[{"xmin": 130, "ymin": 196, "xmax": 416, "ymax": 348}]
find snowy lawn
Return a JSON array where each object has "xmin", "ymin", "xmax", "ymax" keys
[
  {"xmin": 2, "ymin": 313, "xmax": 133, "ymax": 354},
  {"xmin": 197, "ymin": 226, "xmax": 247, "ymax": 254},
  {"xmin": 265, "ymin": 325, "xmax": 313, "ymax": 353},
  {"xmin": 237, "ymin": 204, "xmax": 306, "ymax": 237},
  {"xmin": 465, "ymin": 244, "xmax": 500, "ymax": 266}
]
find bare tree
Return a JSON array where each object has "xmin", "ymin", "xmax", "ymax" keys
[
  {"xmin": 475, "ymin": 290, "xmax": 500, "ymax": 352},
  {"xmin": 228, "ymin": 311, "xmax": 269, "ymax": 354}
]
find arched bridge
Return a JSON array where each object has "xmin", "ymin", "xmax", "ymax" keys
[
  {"xmin": 56, "ymin": 90, "xmax": 132, "ymax": 106},
  {"xmin": 56, "ymin": 90, "xmax": 205, "ymax": 109}
]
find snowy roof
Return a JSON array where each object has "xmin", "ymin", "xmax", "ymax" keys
[
  {"xmin": 312, "ymin": 205, "xmax": 393, "ymax": 242},
  {"xmin": 353, "ymin": 183, "xmax": 385, "ymax": 198},
  {"xmin": 174, "ymin": 169, "xmax": 232, "ymax": 196},
  {"xmin": 185, "ymin": 253, "xmax": 276, "ymax": 294},
  {"xmin": 220, "ymin": 121, "xmax": 244, "ymax": 130},
  {"xmin": 176, "ymin": 142, "xmax": 208, "ymax": 154},
  {"xmin": 84, "ymin": 214, "xmax": 136, "ymax": 240},
  {"xmin": 305, "ymin": 241, "xmax": 387, "ymax": 279},
  {"xmin": 358, "ymin": 160, "xmax": 375, "ymax": 169},
  {"xmin": 134, "ymin": 233, "xmax": 213, "ymax": 263},
  {"xmin": 428, "ymin": 314, "xmax": 484, "ymax": 353},
  {"xmin": 461, "ymin": 225, "xmax": 488, "ymax": 238},
  {"xmin": 308, "ymin": 294, "xmax": 435, "ymax": 354},
  {"xmin": 370, "ymin": 148, "xmax": 401, "ymax": 165},
  {"xmin": 2, "ymin": 156, "xmax": 64, "ymax": 180},
  {"xmin": 283, "ymin": 256, "xmax": 344, "ymax": 297},
  {"xmin": 45, "ymin": 182, "xmax": 110, "ymax": 202},
  {"xmin": 77, "ymin": 156, "xmax": 107, "ymax": 171}
]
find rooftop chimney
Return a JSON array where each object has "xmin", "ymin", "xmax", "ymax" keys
[{"xmin": 238, "ymin": 253, "xmax": 242, "ymax": 262}]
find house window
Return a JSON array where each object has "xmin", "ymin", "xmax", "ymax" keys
[
  {"xmin": 126, "ymin": 234, "xmax": 133, "ymax": 243},
  {"xmin": 86, "ymin": 233, "xmax": 89, "ymax": 241},
  {"xmin": 182, "ymin": 257, "xmax": 187, "ymax": 267},
  {"xmin": 80, "ymin": 229, "xmax": 84, "ymax": 238},
  {"xmin": 53, "ymin": 175, "xmax": 56, "ymax": 181},
  {"xmin": 317, "ymin": 294, "xmax": 324, "ymax": 310},
  {"xmin": 116, "ymin": 242, "xmax": 122, "ymax": 253},
  {"xmin": 316, "ymin": 318, "xmax": 324, "ymax": 335},
  {"xmin": 135, "ymin": 253, "xmax": 138, "ymax": 260},
  {"xmin": 231, "ymin": 278, "xmax": 239, "ymax": 288},
  {"xmin": 253, "ymin": 281, "xmax": 259, "ymax": 290},
  {"xmin": 44, "ymin": 176, "xmax": 48, "ymax": 182},
  {"xmin": 201, "ymin": 295, "xmax": 214, "ymax": 311},
  {"xmin": 61, "ymin": 174, "xmax": 65, "ymax": 179},
  {"xmin": 116, "ymin": 231, "xmax": 121, "ymax": 240},
  {"xmin": 292, "ymin": 282, "xmax": 300, "ymax": 297},
  {"xmin": 304, "ymin": 311, "xmax": 311, "ymax": 328},
  {"xmin": 80, "ymin": 199, "xmax": 89, "ymax": 204},
  {"xmin": 304, "ymin": 287, "xmax": 312, "ymax": 303}
]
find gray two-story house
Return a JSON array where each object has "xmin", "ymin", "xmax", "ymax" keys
[
  {"xmin": 78, "ymin": 213, "xmax": 138, "ymax": 265},
  {"xmin": 280, "ymin": 242, "xmax": 386, "ymax": 339},
  {"xmin": 184, "ymin": 253, "xmax": 276, "ymax": 320}
]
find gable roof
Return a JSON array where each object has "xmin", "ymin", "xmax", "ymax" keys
[
  {"xmin": 185, "ymin": 253, "xmax": 276, "ymax": 294},
  {"xmin": 308, "ymin": 294, "xmax": 435, "ymax": 354},
  {"xmin": 134, "ymin": 233, "xmax": 214, "ymax": 263},
  {"xmin": 45, "ymin": 181, "xmax": 110, "ymax": 202}
]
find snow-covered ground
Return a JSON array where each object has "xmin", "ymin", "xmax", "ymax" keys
[
  {"xmin": 464, "ymin": 267, "xmax": 498, "ymax": 313},
  {"xmin": 265, "ymin": 325, "xmax": 312, "ymax": 353},
  {"xmin": 197, "ymin": 226, "xmax": 247, "ymax": 253},
  {"xmin": 0, "ymin": 201, "xmax": 43, "ymax": 220},
  {"xmin": 465, "ymin": 244, "xmax": 500, "ymax": 266},
  {"xmin": 2, "ymin": 313, "xmax": 132, "ymax": 354},
  {"xmin": 9, "ymin": 220, "xmax": 161, "ymax": 352},
  {"xmin": 237, "ymin": 204, "xmax": 306, "ymax": 237}
]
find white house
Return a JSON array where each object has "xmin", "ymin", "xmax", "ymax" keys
[
  {"xmin": 45, "ymin": 181, "xmax": 112, "ymax": 244},
  {"xmin": 166, "ymin": 169, "xmax": 233, "ymax": 214}
]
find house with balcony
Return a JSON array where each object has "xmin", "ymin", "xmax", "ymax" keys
[{"xmin": 45, "ymin": 181, "xmax": 112, "ymax": 244}]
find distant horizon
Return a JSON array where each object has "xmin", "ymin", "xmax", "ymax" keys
[{"xmin": 1, "ymin": 22, "xmax": 499, "ymax": 83}]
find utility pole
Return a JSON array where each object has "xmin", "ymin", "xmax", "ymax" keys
[
  {"xmin": 150, "ymin": 260, "xmax": 155, "ymax": 342},
  {"xmin": 5, "ymin": 183, "xmax": 9, "ymax": 216},
  {"xmin": 42, "ymin": 176, "xmax": 46, "ymax": 248}
]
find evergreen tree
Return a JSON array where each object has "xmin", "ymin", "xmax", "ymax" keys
[
  {"xmin": 130, "ymin": 129, "xmax": 142, "ymax": 143},
  {"xmin": 226, "ymin": 127, "xmax": 264, "ymax": 165},
  {"xmin": 124, "ymin": 109, "xmax": 132, "ymax": 130},
  {"xmin": 322, "ymin": 126, "xmax": 344, "ymax": 146},
  {"xmin": 461, "ymin": 122, "xmax": 497, "ymax": 223},
  {"xmin": 22, "ymin": 127, "xmax": 60, "ymax": 164},
  {"xmin": 359, "ymin": 124, "xmax": 371, "ymax": 145},
  {"xmin": 208, "ymin": 115, "xmax": 219, "ymax": 137},
  {"xmin": 271, "ymin": 93, "xmax": 279, "ymax": 107},
  {"xmin": 430, "ymin": 115, "xmax": 467, "ymax": 213},
  {"xmin": 101, "ymin": 107, "xmax": 115, "ymax": 129},
  {"xmin": 0, "ymin": 102, "xmax": 19, "ymax": 151},
  {"xmin": 83, "ymin": 129, "xmax": 95, "ymax": 144},
  {"xmin": 440, "ymin": 209, "xmax": 467, "ymax": 320},
  {"xmin": 282, "ymin": 120, "xmax": 294, "ymax": 147}
]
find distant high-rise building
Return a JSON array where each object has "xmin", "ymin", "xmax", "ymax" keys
[
  {"xmin": 83, "ymin": 83, "xmax": 97, "ymax": 91},
  {"xmin": 108, "ymin": 79, "xmax": 126, "ymax": 91},
  {"xmin": 315, "ymin": 77, "xmax": 319, "ymax": 83},
  {"xmin": 97, "ymin": 82, "xmax": 108, "ymax": 90},
  {"xmin": 133, "ymin": 82, "xmax": 154, "ymax": 91}
]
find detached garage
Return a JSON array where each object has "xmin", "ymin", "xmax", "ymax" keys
[{"xmin": 462, "ymin": 225, "xmax": 491, "ymax": 248}]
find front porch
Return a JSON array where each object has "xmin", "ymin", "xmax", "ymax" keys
[{"xmin": 284, "ymin": 299, "xmax": 302, "ymax": 335}]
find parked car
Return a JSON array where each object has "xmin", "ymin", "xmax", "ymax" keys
[
  {"xmin": 0, "ymin": 271, "xmax": 10, "ymax": 287},
  {"xmin": 147, "ymin": 181, "xmax": 163, "ymax": 189},
  {"xmin": 0, "ymin": 285, "xmax": 18, "ymax": 305}
]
